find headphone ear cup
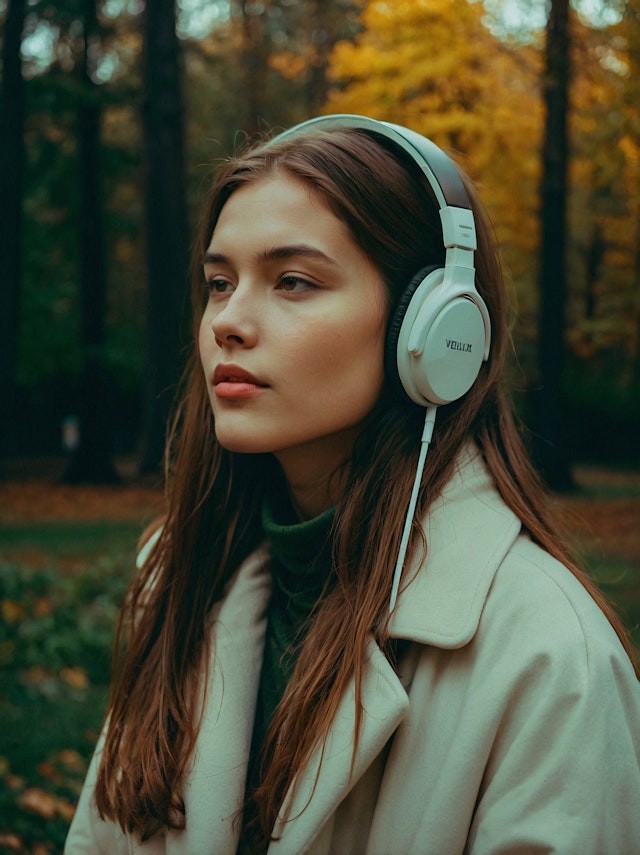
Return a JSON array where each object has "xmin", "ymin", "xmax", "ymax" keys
[
  {"xmin": 387, "ymin": 265, "xmax": 489, "ymax": 407},
  {"xmin": 384, "ymin": 265, "xmax": 443, "ymax": 401}
]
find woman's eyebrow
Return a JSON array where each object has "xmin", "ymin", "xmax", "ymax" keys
[
  {"xmin": 202, "ymin": 251, "xmax": 229, "ymax": 266},
  {"xmin": 259, "ymin": 244, "xmax": 339, "ymax": 266},
  {"xmin": 202, "ymin": 244, "xmax": 339, "ymax": 268}
]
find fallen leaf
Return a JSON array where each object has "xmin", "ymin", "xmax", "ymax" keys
[
  {"xmin": 0, "ymin": 833, "xmax": 22, "ymax": 851},
  {"xmin": 34, "ymin": 597, "xmax": 54, "ymax": 618},
  {"xmin": 1, "ymin": 599, "xmax": 24, "ymax": 623},
  {"xmin": 6, "ymin": 773, "xmax": 25, "ymax": 791},
  {"xmin": 36, "ymin": 761, "xmax": 63, "ymax": 784},
  {"xmin": 21, "ymin": 666, "xmax": 51, "ymax": 684},
  {"xmin": 17, "ymin": 787, "xmax": 76, "ymax": 823},
  {"xmin": 55, "ymin": 797, "xmax": 76, "ymax": 823},
  {"xmin": 18, "ymin": 787, "xmax": 58, "ymax": 818},
  {"xmin": 56, "ymin": 749, "xmax": 86, "ymax": 773},
  {"xmin": 60, "ymin": 667, "xmax": 90, "ymax": 689}
]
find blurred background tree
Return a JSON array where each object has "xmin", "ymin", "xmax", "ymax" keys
[
  {"xmin": 535, "ymin": 0, "xmax": 572, "ymax": 489},
  {"xmin": 0, "ymin": 0, "xmax": 26, "ymax": 458},
  {"xmin": 137, "ymin": 0, "xmax": 188, "ymax": 474},
  {"xmin": 63, "ymin": 0, "xmax": 120, "ymax": 484},
  {"xmin": 0, "ymin": 0, "xmax": 638, "ymax": 485}
]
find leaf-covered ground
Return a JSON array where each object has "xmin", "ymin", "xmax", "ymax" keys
[
  {"xmin": 552, "ymin": 466, "xmax": 640, "ymax": 647},
  {"xmin": 0, "ymin": 468, "xmax": 638, "ymax": 853},
  {"xmin": 0, "ymin": 480, "xmax": 163, "ymax": 853}
]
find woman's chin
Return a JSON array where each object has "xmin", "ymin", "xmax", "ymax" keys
[{"xmin": 214, "ymin": 432, "xmax": 273, "ymax": 455}]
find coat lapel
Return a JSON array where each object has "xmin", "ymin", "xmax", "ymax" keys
[
  {"xmin": 171, "ymin": 548, "xmax": 272, "ymax": 854},
  {"xmin": 389, "ymin": 445, "xmax": 522, "ymax": 647},
  {"xmin": 268, "ymin": 639, "xmax": 409, "ymax": 854}
]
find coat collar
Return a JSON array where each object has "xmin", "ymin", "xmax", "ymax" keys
[
  {"xmin": 179, "ymin": 445, "xmax": 521, "ymax": 853},
  {"xmin": 388, "ymin": 443, "xmax": 522, "ymax": 648},
  {"xmin": 269, "ymin": 639, "xmax": 408, "ymax": 853},
  {"xmin": 268, "ymin": 445, "xmax": 522, "ymax": 852}
]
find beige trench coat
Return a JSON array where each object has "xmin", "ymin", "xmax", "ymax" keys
[{"xmin": 65, "ymin": 447, "xmax": 640, "ymax": 855}]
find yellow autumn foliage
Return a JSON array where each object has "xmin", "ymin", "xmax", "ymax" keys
[
  {"xmin": 324, "ymin": 0, "xmax": 638, "ymax": 366},
  {"xmin": 325, "ymin": 0, "xmax": 544, "ymax": 296}
]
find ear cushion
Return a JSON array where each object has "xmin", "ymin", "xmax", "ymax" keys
[{"xmin": 384, "ymin": 265, "xmax": 443, "ymax": 400}]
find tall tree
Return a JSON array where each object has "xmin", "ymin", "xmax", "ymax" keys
[
  {"xmin": 0, "ymin": 0, "xmax": 26, "ymax": 459},
  {"xmin": 267, "ymin": 0, "xmax": 364, "ymax": 117},
  {"xmin": 64, "ymin": 0, "xmax": 120, "ymax": 483},
  {"xmin": 534, "ymin": 0, "xmax": 573, "ymax": 489},
  {"xmin": 139, "ymin": 0, "xmax": 189, "ymax": 474},
  {"xmin": 237, "ymin": 0, "xmax": 270, "ymax": 135},
  {"xmin": 617, "ymin": 0, "xmax": 640, "ymax": 411}
]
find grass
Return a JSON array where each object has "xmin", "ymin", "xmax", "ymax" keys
[
  {"xmin": 0, "ymin": 471, "xmax": 638, "ymax": 853},
  {"xmin": 0, "ymin": 521, "xmax": 141, "ymax": 561}
]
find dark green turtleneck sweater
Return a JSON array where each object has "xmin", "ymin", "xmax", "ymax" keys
[{"xmin": 239, "ymin": 494, "xmax": 335, "ymax": 853}]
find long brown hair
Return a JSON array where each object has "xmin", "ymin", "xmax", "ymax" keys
[{"xmin": 95, "ymin": 126, "xmax": 638, "ymax": 841}]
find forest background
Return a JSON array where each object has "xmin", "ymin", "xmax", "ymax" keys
[
  {"xmin": 0, "ymin": 0, "xmax": 639, "ymax": 486},
  {"xmin": 1, "ymin": 0, "xmax": 640, "ymax": 850}
]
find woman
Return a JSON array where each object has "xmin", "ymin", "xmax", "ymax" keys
[{"xmin": 65, "ymin": 115, "xmax": 640, "ymax": 854}]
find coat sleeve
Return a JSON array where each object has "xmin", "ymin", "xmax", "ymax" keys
[
  {"xmin": 63, "ymin": 729, "xmax": 128, "ymax": 855},
  {"xmin": 466, "ymin": 550, "xmax": 640, "ymax": 855}
]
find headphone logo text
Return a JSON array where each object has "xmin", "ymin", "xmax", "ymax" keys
[{"xmin": 446, "ymin": 339, "xmax": 473, "ymax": 353}]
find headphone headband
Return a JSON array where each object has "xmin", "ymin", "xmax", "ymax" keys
[{"xmin": 273, "ymin": 113, "xmax": 476, "ymax": 253}]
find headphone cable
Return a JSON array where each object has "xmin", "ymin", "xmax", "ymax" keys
[{"xmin": 389, "ymin": 405, "xmax": 438, "ymax": 613}]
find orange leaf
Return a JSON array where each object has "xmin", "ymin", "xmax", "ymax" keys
[
  {"xmin": 0, "ymin": 833, "xmax": 22, "ymax": 852},
  {"xmin": 36, "ymin": 761, "xmax": 63, "ymax": 784},
  {"xmin": 17, "ymin": 787, "xmax": 76, "ymax": 822},
  {"xmin": 1, "ymin": 600, "xmax": 24, "ymax": 623},
  {"xmin": 56, "ymin": 749, "xmax": 86, "ymax": 773},
  {"xmin": 60, "ymin": 667, "xmax": 90, "ymax": 689},
  {"xmin": 18, "ymin": 787, "xmax": 58, "ymax": 819},
  {"xmin": 34, "ymin": 597, "xmax": 54, "ymax": 618}
]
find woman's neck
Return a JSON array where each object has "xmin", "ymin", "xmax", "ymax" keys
[
  {"xmin": 273, "ymin": 440, "xmax": 354, "ymax": 520},
  {"xmin": 285, "ymin": 477, "xmax": 335, "ymax": 521}
]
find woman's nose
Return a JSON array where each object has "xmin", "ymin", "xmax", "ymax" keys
[{"xmin": 210, "ymin": 288, "xmax": 258, "ymax": 348}]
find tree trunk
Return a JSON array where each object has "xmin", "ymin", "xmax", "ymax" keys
[
  {"xmin": 631, "ymin": 198, "xmax": 640, "ymax": 411},
  {"xmin": 0, "ymin": 0, "xmax": 26, "ymax": 461},
  {"xmin": 63, "ymin": 0, "xmax": 119, "ymax": 483},
  {"xmin": 239, "ymin": 0, "xmax": 269, "ymax": 135},
  {"xmin": 305, "ymin": 0, "xmax": 339, "ymax": 113},
  {"xmin": 533, "ymin": 0, "xmax": 574, "ymax": 491},
  {"xmin": 138, "ymin": 0, "xmax": 189, "ymax": 474}
]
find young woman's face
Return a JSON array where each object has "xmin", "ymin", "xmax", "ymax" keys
[{"xmin": 199, "ymin": 171, "xmax": 388, "ymax": 483}]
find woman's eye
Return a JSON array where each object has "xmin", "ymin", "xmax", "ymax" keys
[
  {"xmin": 277, "ymin": 274, "xmax": 315, "ymax": 293},
  {"xmin": 204, "ymin": 278, "xmax": 233, "ymax": 295}
]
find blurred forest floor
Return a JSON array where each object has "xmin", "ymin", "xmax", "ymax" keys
[{"xmin": 0, "ymin": 462, "xmax": 638, "ymax": 852}]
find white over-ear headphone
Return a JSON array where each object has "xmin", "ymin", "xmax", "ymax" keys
[
  {"xmin": 272, "ymin": 114, "xmax": 491, "ymax": 408},
  {"xmin": 271, "ymin": 114, "xmax": 492, "ymax": 612}
]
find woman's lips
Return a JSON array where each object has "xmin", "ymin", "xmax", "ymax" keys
[
  {"xmin": 215, "ymin": 381, "xmax": 266, "ymax": 399},
  {"xmin": 213, "ymin": 364, "xmax": 268, "ymax": 399}
]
